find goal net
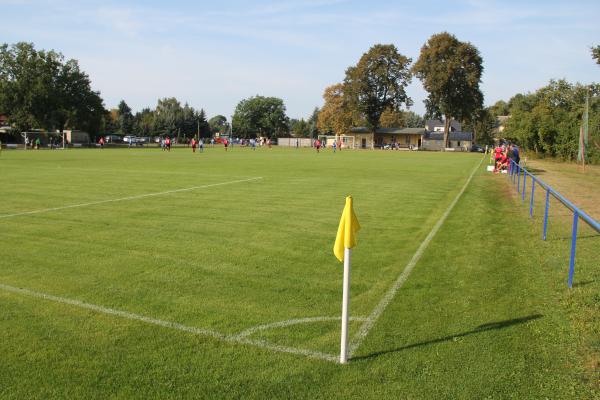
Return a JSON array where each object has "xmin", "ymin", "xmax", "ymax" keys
[{"xmin": 317, "ymin": 135, "xmax": 355, "ymax": 149}]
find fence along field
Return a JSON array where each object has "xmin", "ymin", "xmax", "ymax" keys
[{"xmin": 508, "ymin": 159, "xmax": 600, "ymax": 288}]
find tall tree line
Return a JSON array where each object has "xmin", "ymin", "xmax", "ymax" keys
[
  {"xmin": 501, "ymin": 80, "xmax": 599, "ymax": 163},
  {"xmin": 106, "ymin": 98, "xmax": 211, "ymax": 139},
  {"xmin": 0, "ymin": 42, "xmax": 105, "ymax": 142},
  {"xmin": 0, "ymin": 42, "xmax": 228, "ymax": 142},
  {"xmin": 317, "ymin": 33, "xmax": 484, "ymax": 148}
]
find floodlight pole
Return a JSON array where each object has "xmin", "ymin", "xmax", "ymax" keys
[{"xmin": 340, "ymin": 247, "xmax": 351, "ymax": 364}]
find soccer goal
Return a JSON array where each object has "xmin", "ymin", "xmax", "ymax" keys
[{"xmin": 317, "ymin": 135, "xmax": 356, "ymax": 149}]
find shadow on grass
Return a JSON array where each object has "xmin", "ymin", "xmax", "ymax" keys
[
  {"xmin": 571, "ymin": 280, "xmax": 594, "ymax": 288},
  {"xmin": 525, "ymin": 168, "xmax": 546, "ymax": 175},
  {"xmin": 352, "ymin": 314, "xmax": 543, "ymax": 362},
  {"xmin": 545, "ymin": 234, "xmax": 600, "ymax": 242}
]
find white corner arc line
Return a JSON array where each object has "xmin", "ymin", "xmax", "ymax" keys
[
  {"xmin": 0, "ymin": 283, "xmax": 337, "ymax": 363},
  {"xmin": 0, "ymin": 283, "xmax": 225, "ymax": 338},
  {"xmin": 235, "ymin": 338, "xmax": 338, "ymax": 362},
  {"xmin": 234, "ymin": 316, "xmax": 369, "ymax": 340},
  {"xmin": 348, "ymin": 156, "xmax": 484, "ymax": 357},
  {"xmin": 0, "ymin": 177, "xmax": 262, "ymax": 219}
]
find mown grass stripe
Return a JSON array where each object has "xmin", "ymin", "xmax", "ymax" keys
[
  {"xmin": 348, "ymin": 156, "xmax": 484, "ymax": 358},
  {"xmin": 0, "ymin": 177, "xmax": 262, "ymax": 219}
]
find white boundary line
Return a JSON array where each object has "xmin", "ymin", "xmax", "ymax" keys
[
  {"xmin": 0, "ymin": 177, "xmax": 262, "ymax": 219},
  {"xmin": 233, "ymin": 316, "xmax": 369, "ymax": 340},
  {"xmin": 348, "ymin": 156, "xmax": 484, "ymax": 357},
  {"xmin": 0, "ymin": 283, "xmax": 338, "ymax": 363}
]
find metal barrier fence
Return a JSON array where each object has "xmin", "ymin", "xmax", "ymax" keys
[{"xmin": 507, "ymin": 159, "xmax": 600, "ymax": 288}]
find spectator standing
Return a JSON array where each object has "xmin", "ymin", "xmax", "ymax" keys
[{"xmin": 512, "ymin": 145, "xmax": 520, "ymax": 165}]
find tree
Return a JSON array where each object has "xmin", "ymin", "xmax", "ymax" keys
[
  {"xmin": 0, "ymin": 42, "xmax": 42, "ymax": 132},
  {"xmin": 154, "ymin": 97, "xmax": 182, "ymax": 136},
  {"xmin": 592, "ymin": 45, "xmax": 600, "ymax": 65},
  {"xmin": 413, "ymin": 32, "xmax": 484, "ymax": 148},
  {"xmin": 0, "ymin": 42, "xmax": 105, "ymax": 145},
  {"xmin": 462, "ymin": 107, "xmax": 495, "ymax": 145},
  {"xmin": 209, "ymin": 115, "xmax": 229, "ymax": 136},
  {"xmin": 52, "ymin": 58, "xmax": 105, "ymax": 141},
  {"xmin": 343, "ymin": 44, "xmax": 412, "ymax": 146},
  {"xmin": 104, "ymin": 109, "xmax": 119, "ymax": 134},
  {"xmin": 117, "ymin": 100, "xmax": 134, "ymax": 135},
  {"xmin": 196, "ymin": 109, "xmax": 210, "ymax": 138},
  {"xmin": 290, "ymin": 118, "xmax": 310, "ymax": 137},
  {"xmin": 404, "ymin": 111, "xmax": 425, "ymax": 128},
  {"xmin": 503, "ymin": 79, "xmax": 600, "ymax": 162},
  {"xmin": 317, "ymin": 83, "xmax": 354, "ymax": 136},
  {"xmin": 134, "ymin": 108, "xmax": 155, "ymax": 136},
  {"xmin": 307, "ymin": 107, "xmax": 320, "ymax": 139},
  {"xmin": 180, "ymin": 103, "xmax": 197, "ymax": 138},
  {"xmin": 489, "ymin": 100, "xmax": 509, "ymax": 117},
  {"xmin": 232, "ymin": 95, "xmax": 289, "ymax": 138},
  {"xmin": 379, "ymin": 107, "xmax": 405, "ymax": 128}
]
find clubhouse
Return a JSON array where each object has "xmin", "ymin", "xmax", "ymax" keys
[{"xmin": 345, "ymin": 119, "xmax": 473, "ymax": 151}]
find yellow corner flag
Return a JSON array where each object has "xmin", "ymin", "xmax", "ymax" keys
[{"xmin": 333, "ymin": 196, "xmax": 361, "ymax": 262}]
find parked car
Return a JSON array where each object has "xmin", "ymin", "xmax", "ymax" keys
[
  {"xmin": 104, "ymin": 134, "xmax": 123, "ymax": 143},
  {"xmin": 470, "ymin": 144, "xmax": 485, "ymax": 153}
]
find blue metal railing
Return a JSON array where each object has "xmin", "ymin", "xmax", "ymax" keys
[{"xmin": 507, "ymin": 159, "xmax": 600, "ymax": 288}]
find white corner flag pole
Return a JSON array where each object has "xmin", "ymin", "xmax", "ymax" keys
[{"xmin": 340, "ymin": 247, "xmax": 351, "ymax": 364}]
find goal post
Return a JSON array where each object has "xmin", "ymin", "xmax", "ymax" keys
[{"xmin": 317, "ymin": 135, "xmax": 356, "ymax": 150}]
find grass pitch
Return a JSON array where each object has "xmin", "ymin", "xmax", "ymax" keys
[{"xmin": 0, "ymin": 147, "xmax": 597, "ymax": 399}]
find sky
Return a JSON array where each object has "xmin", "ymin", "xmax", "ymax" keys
[{"xmin": 1, "ymin": 0, "xmax": 599, "ymax": 120}]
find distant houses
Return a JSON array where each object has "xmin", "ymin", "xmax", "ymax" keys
[
  {"xmin": 421, "ymin": 131, "xmax": 473, "ymax": 151},
  {"xmin": 425, "ymin": 119, "xmax": 462, "ymax": 133},
  {"xmin": 421, "ymin": 119, "xmax": 473, "ymax": 151},
  {"xmin": 495, "ymin": 115, "xmax": 510, "ymax": 135},
  {"xmin": 342, "ymin": 119, "xmax": 473, "ymax": 151}
]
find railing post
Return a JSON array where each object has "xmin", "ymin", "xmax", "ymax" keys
[
  {"xmin": 517, "ymin": 165, "xmax": 521, "ymax": 192},
  {"xmin": 522, "ymin": 171, "xmax": 527, "ymax": 202},
  {"xmin": 510, "ymin": 160, "xmax": 517, "ymax": 183},
  {"xmin": 530, "ymin": 178, "xmax": 535, "ymax": 217},
  {"xmin": 543, "ymin": 189, "xmax": 550, "ymax": 241},
  {"xmin": 511, "ymin": 161, "xmax": 515, "ymax": 182},
  {"xmin": 568, "ymin": 211, "xmax": 579, "ymax": 288}
]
